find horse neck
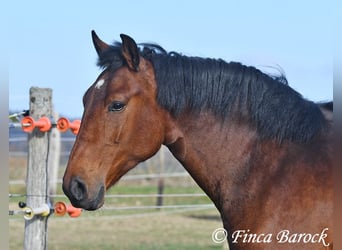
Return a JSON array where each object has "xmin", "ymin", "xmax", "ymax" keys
[
  {"xmin": 168, "ymin": 110, "xmax": 332, "ymax": 231},
  {"xmin": 167, "ymin": 111, "xmax": 289, "ymax": 228},
  {"xmin": 168, "ymin": 112, "xmax": 258, "ymax": 201}
]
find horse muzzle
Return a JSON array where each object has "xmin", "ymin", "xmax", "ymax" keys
[{"xmin": 62, "ymin": 176, "xmax": 105, "ymax": 211}]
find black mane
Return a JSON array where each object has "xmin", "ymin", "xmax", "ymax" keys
[{"xmin": 97, "ymin": 42, "xmax": 329, "ymax": 143}]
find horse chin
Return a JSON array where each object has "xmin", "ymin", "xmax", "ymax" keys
[
  {"xmin": 84, "ymin": 196, "xmax": 105, "ymax": 211},
  {"xmin": 82, "ymin": 199, "xmax": 104, "ymax": 211}
]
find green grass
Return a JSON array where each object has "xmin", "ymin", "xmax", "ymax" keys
[{"xmin": 10, "ymin": 208, "xmax": 225, "ymax": 250}]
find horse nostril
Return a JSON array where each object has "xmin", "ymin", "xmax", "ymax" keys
[{"xmin": 70, "ymin": 177, "xmax": 87, "ymax": 201}]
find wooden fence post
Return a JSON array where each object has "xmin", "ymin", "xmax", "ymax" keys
[
  {"xmin": 156, "ymin": 146, "xmax": 165, "ymax": 209},
  {"xmin": 48, "ymin": 110, "xmax": 60, "ymax": 203},
  {"xmin": 24, "ymin": 87, "xmax": 53, "ymax": 250}
]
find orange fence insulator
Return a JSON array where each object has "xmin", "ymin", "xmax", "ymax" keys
[
  {"xmin": 21, "ymin": 116, "xmax": 52, "ymax": 132},
  {"xmin": 54, "ymin": 201, "xmax": 82, "ymax": 217},
  {"xmin": 57, "ymin": 117, "xmax": 81, "ymax": 135}
]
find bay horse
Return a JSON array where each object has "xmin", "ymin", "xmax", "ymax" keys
[{"xmin": 62, "ymin": 31, "xmax": 333, "ymax": 249}]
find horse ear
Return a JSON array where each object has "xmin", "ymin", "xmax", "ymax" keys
[
  {"xmin": 120, "ymin": 34, "xmax": 140, "ymax": 71},
  {"xmin": 91, "ymin": 30, "xmax": 109, "ymax": 56}
]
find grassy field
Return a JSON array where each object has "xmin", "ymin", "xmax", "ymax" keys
[
  {"xmin": 10, "ymin": 207, "xmax": 225, "ymax": 250},
  {"xmin": 9, "ymin": 156, "xmax": 229, "ymax": 249}
]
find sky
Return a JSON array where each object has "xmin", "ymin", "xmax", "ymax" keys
[{"xmin": 6, "ymin": 1, "xmax": 333, "ymax": 118}]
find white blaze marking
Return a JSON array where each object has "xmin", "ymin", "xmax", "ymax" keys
[{"xmin": 95, "ymin": 79, "xmax": 105, "ymax": 89}]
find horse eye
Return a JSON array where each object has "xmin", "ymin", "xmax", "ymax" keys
[{"xmin": 108, "ymin": 101, "xmax": 125, "ymax": 112}]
